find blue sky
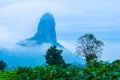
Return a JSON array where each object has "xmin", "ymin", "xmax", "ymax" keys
[{"xmin": 0, "ymin": 0, "xmax": 120, "ymax": 61}]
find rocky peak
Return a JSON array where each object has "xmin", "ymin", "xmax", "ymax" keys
[
  {"xmin": 17, "ymin": 12, "xmax": 62, "ymax": 47},
  {"xmin": 35, "ymin": 12, "xmax": 57, "ymax": 43}
]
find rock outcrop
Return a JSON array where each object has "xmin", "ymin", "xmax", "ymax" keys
[{"xmin": 17, "ymin": 12, "xmax": 62, "ymax": 47}]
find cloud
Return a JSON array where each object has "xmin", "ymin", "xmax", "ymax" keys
[
  {"xmin": 102, "ymin": 42, "xmax": 120, "ymax": 62},
  {"xmin": 0, "ymin": 0, "xmax": 120, "ymax": 62},
  {"xmin": 0, "ymin": 27, "xmax": 12, "ymax": 41},
  {"xmin": 58, "ymin": 40, "xmax": 76, "ymax": 53},
  {"xmin": 0, "ymin": 26, "xmax": 20, "ymax": 49},
  {"xmin": 1, "ymin": 0, "xmax": 120, "ymax": 39},
  {"xmin": 0, "ymin": 0, "xmax": 73, "ymax": 41}
]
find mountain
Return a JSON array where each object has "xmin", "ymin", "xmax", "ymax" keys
[
  {"xmin": 0, "ymin": 12, "xmax": 85, "ymax": 69},
  {"xmin": 17, "ymin": 12, "xmax": 62, "ymax": 47}
]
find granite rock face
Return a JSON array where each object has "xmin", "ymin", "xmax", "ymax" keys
[{"xmin": 18, "ymin": 12, "xmax": 62, "ymax": 47}]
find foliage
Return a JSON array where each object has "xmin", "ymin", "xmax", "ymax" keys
[
  {"xmin": 0, "ymin": 65, "xmax": 83, "ymax": 80},
  {"xmin": 16, "ymin": 66, "xmax": 31, "ymax": 74},
  {"xmin": 0, "ymin": 60, "xmax": 7, "ymax": 70},
  {"xmin": 86, "ymin": 53, "xmax": 98, "ymax": 62},
  {"xmin": 0, "ymin": 60, "xmax": 120, "ymax": 80},
  {"xmin": 83, "ymin": 60, "xmax": 120, "ymax": 79},
  {"xmin": 76, "ymin": 34, "xmax": 104, "ymax": 63},
  {"xmin": 44, "ymin": 46, "xmax": 65, "ymax": 66}
]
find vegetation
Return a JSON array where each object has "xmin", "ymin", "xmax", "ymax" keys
[
  {"xmin": 0, "ymin": 60, "xmax": 7, "ymax": 70},
  {"xmin": 76, "ymin": 34, "xmax": 104, "ymax": 63},
  {"xmin": 16, "ymin": 66, "xmax": 31, "ymax": 74},
  {"xmin": 0, "ymin": 34, "xmax": 119, "ymax": 79},
  {"xmin": 44, "ymin": 46, "xmax": 65, "ymax": 66},
  {"xmin": 0, "ymin": 60, "xmax": 120, "ymax": 80}
]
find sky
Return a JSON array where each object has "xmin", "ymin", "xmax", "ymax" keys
[{"xmin": 0, "ymin": 0, "xmax": 120, "ymax": 61}]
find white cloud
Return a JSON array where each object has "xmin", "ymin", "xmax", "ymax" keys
[
  {"xmin": 0, "ymin": 0, "xmax": 120, "ymax": 62},
  {"xmin": 0, "ymin": 27, "xmax": 11, "ymax": 41},
  {"xmin": 102, "ymin": 42, "xmax": 120, "ymax": 62},
  {"xmin": 58, "ymin": 40, "xmax": 76, "ymax": 53},
  {"xmin": 0, "ymin": 26, "xmax": 17, "ymax": 48},
  {"xmin": 0, "ymin": 0, "xmax": 73, "ymax": 41},
  {"xmin": 1, "ymin": 0, "xmax": 120, "ymax": 37}
]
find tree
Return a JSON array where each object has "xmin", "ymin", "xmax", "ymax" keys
[
  {"xmin": 76, "ymin": 34, "xmax": 104, "ymax": 63},
  {"xmin": 0, "ymin": 60, "xmax": 7, "ymax": 70},
  {"xmin": 44, "ymin": 46, "xmax": 65, "ymax": 66}
]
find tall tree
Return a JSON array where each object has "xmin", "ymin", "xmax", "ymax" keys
[
  {"xmin": 0, "ymin": 60, "xmax": 7, "ymax": 70},
  {"xmin": 44, "ymin": 46, "xmax": 65, "ymax": 66},
  {"xmin": 76, "ymin": 34, "xmax": 104, "ymax": 63}
]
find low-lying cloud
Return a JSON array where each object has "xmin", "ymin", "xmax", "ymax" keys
[{"xmin": 0, "ymin": 0, "xmax": 120, "ymax": 62}]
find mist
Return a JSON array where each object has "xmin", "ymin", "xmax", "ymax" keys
[{"xmin": 0, "ymin": 0, "xmax": 120, "ymax": 65}]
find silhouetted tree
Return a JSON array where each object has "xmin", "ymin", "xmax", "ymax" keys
[
  {"xmin": 44, "ymin": 46, "xmax": 65, "ymax": 66},
  {"xmin": 0, "ymin": 60, "xmax": 7, "ymax": 70},
  {"xmin": 76, "ymin": 34, "xmax": 104, "ymax": 63}
]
